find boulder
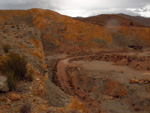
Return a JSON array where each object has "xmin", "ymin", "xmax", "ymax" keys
[{"xmin": 0, "ymin": 76, "xmax": 9, "ymax": 92}]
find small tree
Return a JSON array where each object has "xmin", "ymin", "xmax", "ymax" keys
[{"xmin": 130, "ymin": 22, "xmax": 134, "ymax": 26}]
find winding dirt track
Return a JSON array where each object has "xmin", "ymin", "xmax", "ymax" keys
[
  {"xmin": 57, "ymin": 56, "xmax": 84, "ymax": 94},
  {"xmin": 56, "ymin": 56, "xmax": 102, "ymax": 113},
  {"xmin": 55, "ymin": 52, "xmax": 150, "ymax": 113}
]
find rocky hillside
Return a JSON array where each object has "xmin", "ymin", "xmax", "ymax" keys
[
  {"xmin": 0, "ymin": 24, "xmax": 46, "ymax": 76},
  {"xmin": 0, "ymin": 9, "xmax": 150, "ymax": 51},
  {"xmin": 0, "ymin": 9, "xmax": 111, "ymax": 51},
  {"xmin": 0, "ymin": 22, "xmax": 86, "ymax": 113}
]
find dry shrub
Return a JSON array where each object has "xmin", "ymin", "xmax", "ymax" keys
[
  {"xmin": 0, "ymin": 52, "xmax": 27, "ymax": 80},
  {"xmin": 6, "ymin": 71, "xmax": 17, "ymax": 91},
  {"xmin": 0, "ymin": 52, "xmax": 28, "ymax": 91},
  {"xmin": 3, "ymin": 43, "xmax": 11, "ymax": 53}
]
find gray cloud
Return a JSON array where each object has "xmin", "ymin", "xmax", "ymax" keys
[
  {"xmin": 0, "ymin": 0, "xmax": 150, "ymax": 17},
  {"xmin": 127, "ymin": 5, "xmax": 150, "ymax": 17}
]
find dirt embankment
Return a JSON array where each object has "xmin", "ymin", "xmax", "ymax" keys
[{"xmin": 85, "ymin": 52, "xmax": 150, "ymax": 71}]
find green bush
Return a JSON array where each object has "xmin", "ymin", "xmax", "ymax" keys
[
  {"xmin": 0, "ymin": 52, "xmax": 27, "ymax": 80},
  {"xmin": 3, "ymin": 43, "xmax": 11, "ymax": 53},
  {"xmin": 6, "ymin": 71, "xmax": 17, "ymax": 91}
]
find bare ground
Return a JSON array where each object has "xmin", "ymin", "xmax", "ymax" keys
[{"xmin": 46, "ymin": 48, "xmax": 150, "ymax": 113}]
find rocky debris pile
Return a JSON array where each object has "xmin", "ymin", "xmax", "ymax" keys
[
  {"xmin": 0, "ymin": 78, "xmax": 66, "ymax": 113},
  {"xmin": 130, "ymin": 77, "xmax": 150, "ymax": 84},
  {"xmin": 86, "ymin": 52, "xmax": 150, "ymax": 71}
]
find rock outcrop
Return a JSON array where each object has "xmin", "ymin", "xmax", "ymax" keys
[
  {"xmin": 0, "ymin": 24, "xmax": 46, "ymax": 76},
  {"xmin": 0, "ymin": 75, "xmax": 9, "ymax": 92}
]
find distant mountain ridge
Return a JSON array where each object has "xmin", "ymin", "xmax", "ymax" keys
[
  {"xmin": 118, "ymin": 14, "xmax": 150, "ymax": 27},
  {"xmin": 74, "ymin": 14, "xmax": 150, "ymax": 27}
]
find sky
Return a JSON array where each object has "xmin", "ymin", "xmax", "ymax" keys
[{"xmin": 0, "ymin": 0, "xmax": 150, "ymax": 17}]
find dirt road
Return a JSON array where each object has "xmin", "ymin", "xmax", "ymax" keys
[{"xmin": 48, "ymin": 50, "xmax": 150, "ymax": 113}]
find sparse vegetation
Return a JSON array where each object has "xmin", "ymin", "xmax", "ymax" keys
[
  {"xmin": 6, "ymin": 71, "xmax": 17, "ymax": 91},
  {"xmin": 19, "ymin": 102, "xmax": 32, "ymax": 113},
  {"xmin": 0, "ymin": 52, "xmax": 27, "ymax": 80},
  {"xmin": 3, "ymin": 43, "xmax": 11, "ymax": 53},
  {"xmin": 0, "ymin": 52, "xmax": 28, "ymax": 90}
]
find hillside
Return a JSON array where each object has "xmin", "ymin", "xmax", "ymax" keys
[
  {"xmin": 0, "ymin": 10, "xmax": 87, "ymax": 113},
  {"xmin": 74, "ymin": 14, "xmax": 146, "ymax": 27},
  {"xmin": 0, "ymin": 9, "xmax": 111, "ymax": 50},
  {"xmin": 119, "ymin": 14, "xmax": 150, "ymax": 27},
  {"xmin": 0, "ymin": 9, "xmax": 150, "ymax": 51},
  {"xmin": 0, "ymin": 9, "xmax": 150, "ymax": 113}
]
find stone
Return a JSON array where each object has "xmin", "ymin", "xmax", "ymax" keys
[
  {"xmin": 6, "ymin": 99, "xmax": 11, "ymax": 105},
  {"xmin": 40, "ymin": 105, "xmax": 46, "ymax": 111},
  {"xmin": 5, "ymin": 105, "xmax": 10, "ymax": 109},
  {"xmin": 36, "ymin": 78, "xmax": 40, "ymax": 81},
  {"xmin": 130, "ymin": 78, "xmax": 139, "ymax": 84},
  {"xmin": 9, "ymin": 94, "xmax": 21, "ymax": 101},
  {"xmin": 0, "ymin": 76, "xmax": 9, "ymax": 92},
  {"xmin": 29, "ymin": 87, "xmax": 32, "ymax": 90}
]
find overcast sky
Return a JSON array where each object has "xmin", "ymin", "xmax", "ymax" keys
[{"xmin": 0, "ymin": 0, "xmax": 150, "ymax": 17}]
